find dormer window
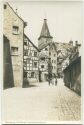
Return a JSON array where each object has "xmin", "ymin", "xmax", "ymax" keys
[{"xmin": 12, "ymin": 26, "xmax": 19, "ymax": 35}]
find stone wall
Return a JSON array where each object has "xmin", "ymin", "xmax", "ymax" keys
[
  {"xmin": 63, "ymin": 56, "xmax": 81, "ymax": 95},
  {"xmin": 3, "ymin": 3, "xmax": 24, "ymax": 87},
  {"xmin": 3, "ymin": 35, "xmax": 14, "ymax": 89}
]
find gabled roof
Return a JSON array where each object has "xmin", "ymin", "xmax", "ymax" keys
[
  {"xmin": 39, "ymin": 52, "xmax": 49, "ymax": 59},
  {"xmin": 38, "ymin": 19, "xmax": 53, "ymax": 40},
  {"xmin": 49, "ymin": 42, "xmax": 57, "ymax": 52},
  {"xmin": 39, "ymin": 43, "xmax": 49, "ymax": 51},
  {"xmin": 5, "ymin": 2, "xmax": 26, "ymax": 24},
  {"xmin": 24, "ymin": 34, "xmax": 40, "ymax": 52},
  {"xmin": 39, "ymin": 42, "xmax": 57, "ymax": 52}
]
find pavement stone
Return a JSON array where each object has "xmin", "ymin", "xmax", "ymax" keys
[{"xmin": 2, "ymin": 79, "xmax": 81, "ymax": 123}]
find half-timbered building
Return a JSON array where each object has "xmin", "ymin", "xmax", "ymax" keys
[{"xmin": 24, "ymin": 34, "xmax": 39, "ymax": 83}]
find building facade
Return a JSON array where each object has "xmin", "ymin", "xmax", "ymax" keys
[
  {"xmin": 24, "ymin": 34, "xmax": 39, "ymax": 84},
  {"xmin": 3, "ymin": 35, "xmax": 14, "ymax": 89},
  {"xmin": 63, "ymin": 41, "xmax": 81, "ymax": 95},
  {"xmin": 63, "ymin": 56, "xmax": 81, "ymax": 95},
  {"xmin": 55, "ymin": 41, "xmax": 75, "ymax": 78},
  {"xmin": 3, "ymin": 3, "xmax": 26, "ymax": 88},
  {"xmin": 38, "ymin": 19, "xmax": 57, "ymax": 82}
]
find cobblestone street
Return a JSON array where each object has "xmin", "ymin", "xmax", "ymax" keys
[{"xmin": 3, "ymin": 79, "xmax": 81, "ymax": 123}]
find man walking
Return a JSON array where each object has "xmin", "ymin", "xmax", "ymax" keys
[{"xmin": 55, "ymin": 78, "xmax": 57, "ymax": 86}]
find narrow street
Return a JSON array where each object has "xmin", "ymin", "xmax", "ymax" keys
[{"xmin": 2, "ymin": 79, "xmax": 81, "ymax": 123}]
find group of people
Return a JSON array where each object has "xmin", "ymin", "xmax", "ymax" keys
[{"xmin": 48, "ymin": 77, "xmax": 57, "ymax": 86}]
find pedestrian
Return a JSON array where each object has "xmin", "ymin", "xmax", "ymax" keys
[
  {"xmin": 49, "ymin": 79, "xmax": 51, "ymax": 86},
  {"xmin": 55, "ymin": 78, "xmax": 57, "ymax": 86},
  {"xmin": 53, "ymin": 77, "xmax": 56, "ymax": 86}
]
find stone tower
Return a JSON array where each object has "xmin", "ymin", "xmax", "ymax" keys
[{"xmin": 38, "ymin": 19, "xmax": 53, "ymax": 50}]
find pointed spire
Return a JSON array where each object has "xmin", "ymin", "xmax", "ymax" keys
[{"xmin": 38, "ymin": 19, "xmax": 53, "ymax": 40}]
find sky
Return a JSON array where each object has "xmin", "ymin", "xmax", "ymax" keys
[{"xmin": 9, "ymin": 1, "xmax": 83, "ymax": 46}]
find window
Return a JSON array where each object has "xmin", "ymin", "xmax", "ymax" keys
[
  {"xmin": 41, "ymin": 57, "xmax": 45, "ymax": 61},
  {"xmin": 41, "ymin": 65, "xmax": 44, "ymax": 68},
  {"xmin": 11, "ymin": 47, "xmax": 18, "ymax": 55},
  {"xmin": 31, "ymin": 72, "xmax": 35, "ymax": 78},
  {"xmin": 34, "ymin": 62, "xmax": 37, "ymax": 68},
  {"xmin": 24, "ymin": 50, "xmax": 28, "ymax": 56},
  {"xmin": 24, "ymin": 72, "xmax": 27, "ymax": 78},
  {"xmin": 27, "ymin": 59, "xmax": 30, "ymax": 64},
  {"xmin": 24, "ymin": 60, "xmax": 26, "ymax": 66},
  {"xmin": 45, "ymin": 48, "xmax": 48, "ymax": 51},
  {"xmin": 12, "ymin": 26, "xmax": 19, "ymax": 35},
  {"xmin": 49, "ymin": 52, "xmax": 51, "ymax": 56},
  {"xmin": 34, "ymin": 52, "xmax": 37, "ymax": 57},
  {"xmin": 54, "ymin": 54, "xmax": 56, "ymax": 57},
  {"xmin": 54, "ymin": 60, "xmax": 56, "ymax": 63},
  {"xmin": 24, "ymin": 41, "xmax": 27, "ymax": 46},
  {"xmin": 4, "ymin": 4, "xmax": 7, "ymax": 9}
]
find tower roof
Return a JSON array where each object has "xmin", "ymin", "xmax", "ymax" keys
[{"xmin": 38, "ymin": 19, "xmax": 53, "ymax": 40}]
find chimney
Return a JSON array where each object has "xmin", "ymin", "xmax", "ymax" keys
[
  {"xmin": 69, "ymin": 40, "xmax": 73, "ymax": 46},
  {"xmin": 44, "ymin": 18, "xmax": 47, "ymax": 20},
  {"xmin": 75, "ymin": 41, "xmax": 78, "ymax": 46},
  {"xmin": 15, "ymin": 8, "xmax": 18, "ymax": 13}
]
